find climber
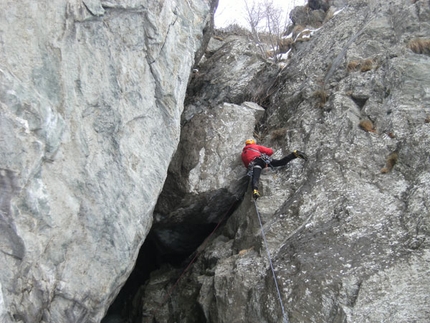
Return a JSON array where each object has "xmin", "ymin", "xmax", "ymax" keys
[{"xmin": 241, "ymin": 138, "xmax": 308, "ymax": 199}]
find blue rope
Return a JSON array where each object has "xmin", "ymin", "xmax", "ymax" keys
[{"xmin": 254, "ymin": 200, "xmax": 289, "ymax": 323}]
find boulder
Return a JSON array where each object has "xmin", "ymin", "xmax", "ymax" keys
[{"xmin": 0, "ymin": 0, "xmax": 216, "ymax": 322}]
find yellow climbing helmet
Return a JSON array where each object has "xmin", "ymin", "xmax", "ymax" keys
[{"xmin": 245, "ymin": 138, "xmax": 256, "ymax": 145}]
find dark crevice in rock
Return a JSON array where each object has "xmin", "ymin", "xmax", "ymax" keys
[
  {"xmin": 149, "ymin": 222, "xmax": 220, "ymax": 265},
  {"xmin": 102, "ymin": 196, "xmax": 241, "ymax": 323},
  {"xmin": 102, "ymin": 240, "xmax": 158, "ymax": 323},
  {"xmin": 351, "ymin": 95, "xmax": 368, "ymax": 109}
]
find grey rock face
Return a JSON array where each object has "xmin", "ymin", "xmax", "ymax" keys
[
  {"xmin": 150, "ymin": 33, "xmax": 279, "ymax": 261},
  {"xmin": 152, "ymin": 102, "xmax": 264, "ymax": 259},
  {"xmin": 186, "ymin": 35, "xmax": 276, "ymax": 107},
  {"xmin": 140, "ymin": 1, "xmax": 430, "ymax": 322},
  {"xmin": 0, "ymin": 0, "xmax": 215, "ymax": 322}
]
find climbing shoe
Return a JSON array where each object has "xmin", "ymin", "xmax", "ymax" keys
[
  {"xmin": 253, "ymin": 189, "xmax": 261, "ymax": 199},
  {"xmin": 293, "ymin": 150, "xmax": 308, "ymax": 161}
]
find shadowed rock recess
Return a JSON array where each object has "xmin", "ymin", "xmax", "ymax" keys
[{"xmin": 1, "ymin": 1, "xmax": 430, "ymax": 323}]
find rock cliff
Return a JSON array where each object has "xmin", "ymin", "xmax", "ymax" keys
[
  {"xmin": 138, "ymin": 0, "xmax": 430, "ymax": 322},
  {"xmin": 2, "ymin": 0, "xmax": 430, "ymax": 322},
  {"xmin": 0, "ymin": 0, "xmax": 216, "ymax": 322}
]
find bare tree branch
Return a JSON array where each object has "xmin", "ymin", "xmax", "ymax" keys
[{"xmin": 243, "ymin": 0, "xmax": 292, "ymax": 61}]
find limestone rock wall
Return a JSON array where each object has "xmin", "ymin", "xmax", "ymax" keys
[
  {"xmin": 139, "ymin": 0, "xmax": 430, "ymax": 322},
  {"xmin": 0, "ymin": 0, "xmax": 215, "ymax": 322}
]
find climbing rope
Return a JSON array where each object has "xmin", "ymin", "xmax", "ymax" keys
[{"xmin": 254, "ymin": 200, "xmax": 289, "ymax": 323}]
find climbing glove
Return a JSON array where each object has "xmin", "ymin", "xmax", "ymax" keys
[{"xmin": 293, "ymin": 150, "xmax": 308, "ymax": 161}]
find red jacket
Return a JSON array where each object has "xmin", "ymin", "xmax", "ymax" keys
[{"xmin": 241, "ymin": 144, "xmax": 274, "ymax": 168}]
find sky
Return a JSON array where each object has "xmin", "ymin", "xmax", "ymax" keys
[{"xmin": 214, "ymin": 0, "xmax": 307, "ymax": 29}]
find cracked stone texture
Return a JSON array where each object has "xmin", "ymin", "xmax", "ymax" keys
[
  {"xmin": 152, "ymin": 101, "xmax": 264, "ymax": 259},
  {"xmin": 139, "ymin": 1, "xmax": 430, "ymax": 322},
  {"xmin": 0, "ymin": 0, "xmax": 216, "ymax": 322}
]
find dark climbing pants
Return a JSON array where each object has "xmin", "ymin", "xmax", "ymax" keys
[{"xmin": 251, "ymin": 153, "xmax": 296, "ymax": 190}]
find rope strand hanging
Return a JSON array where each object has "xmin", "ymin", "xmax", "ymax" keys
[{"xmin": 254, "ymin": 200, "xmax": 289, "ymax": 323}]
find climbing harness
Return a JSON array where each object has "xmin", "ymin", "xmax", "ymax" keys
[
  {"xmin": 246, "ymin": 153, "xmax": 274, "ymax": 177},
  {"xmin": 260, "ymin": 153, "xmax": 274, "ymax": 169},
  {"xmin": 254, "ymin": 200, "xmax": 289, "ymax": 323},
  {"xmin": 246, "ymin": 162, "xmax": 255, "ymax": 177}
]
